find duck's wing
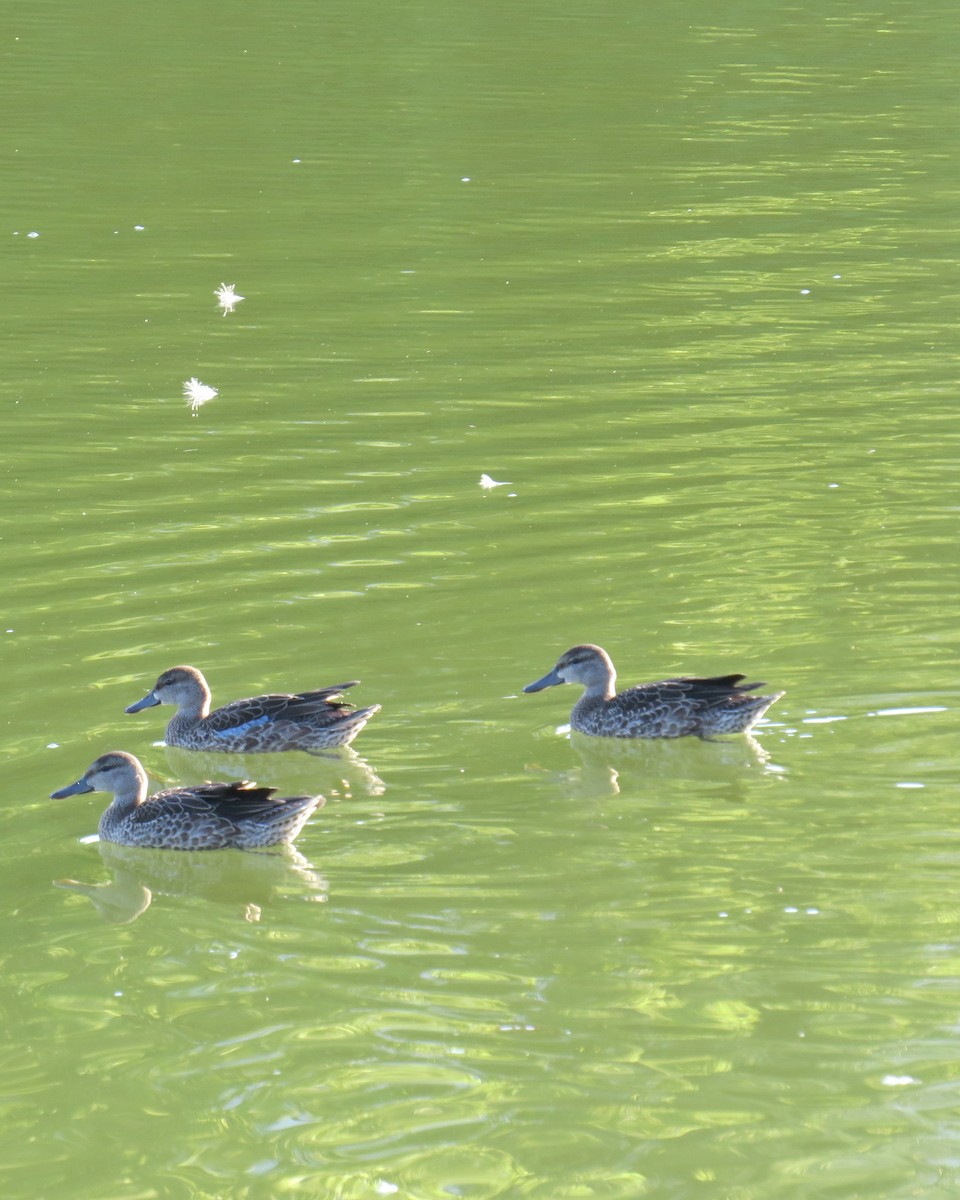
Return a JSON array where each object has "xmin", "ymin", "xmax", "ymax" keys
[
  {"xmin": 138, "ymin": 782, "xmax": 283, "ymax": 823},
  {"xmin": 203, "ymin": 684, "xmax": 360, "ymax": 733},
  {"xmin": 667, "ymin": 673, "xmax": 756, "ymax": 690},
  {"xmin": 615, "ymin": 675, "xmax": 762, "ymax": 716},
  {"xmin": 276, "ymin": 684, "xmax": 360, "ymax": 719}
]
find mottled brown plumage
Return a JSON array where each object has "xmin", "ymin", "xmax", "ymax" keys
[
  {"xmin": 523, "ymin": 644, "xmax": 783, "ymax": 738},
  {"xmin": 50, "ymin": 751, "xmax": 323, "ymax": 849},
  {"xmin": 125, "ymin": 665, "xmax": 379, "ymax": 752}
]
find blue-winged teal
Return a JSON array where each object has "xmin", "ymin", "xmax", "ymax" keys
[
  {"xmin": 50, "ymin": 751, "xmax": 323, "ymax": 850},
  {"xmin": 125, "ymin": 665, "xmax": 380, "ymax": 753},
  {"xmin": 523, "ymin": 644, "xmax": 783, "ymax": 738}
]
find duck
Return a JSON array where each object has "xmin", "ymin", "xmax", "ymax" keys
[
  {"xmin": 523, "ymin": 644, "xmax": 783, "ymax": 738},
  {"xmin": 125, "ymin": 665, "xmax": 380, "ymax": 753},
  {"xmin": 50, "ymin": 751, "xmax": 323, "ymax": 850}
]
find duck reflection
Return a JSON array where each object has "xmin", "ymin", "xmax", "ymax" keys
[
  {"xmin": 529, "ymin": 729, "xmax": 781, "ymax": 798},
  {"xmin": 55, "ymin": 838, "xmax": 327, "ymax": 925},
  {"xmin": 160, "ymin": 744, "xmax": 385, "ymax": 798}
]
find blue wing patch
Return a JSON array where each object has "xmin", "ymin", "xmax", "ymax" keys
[{"xmin": 212, "ymin": 714, "xmax": 271, "ymax": 737}]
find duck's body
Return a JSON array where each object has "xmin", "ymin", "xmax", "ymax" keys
[
  {"xmin": 50, "ymin": 752, "xmax": 323, "ymax": 850},
  {"xmin": 125, "ymin": 665, "xmax": 379, "ymax": 753},
  {"xmin": 523, "ymin": 644, "xmax": 783, "ymax": 739}
]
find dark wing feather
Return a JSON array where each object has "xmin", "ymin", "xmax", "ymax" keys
[
  {"xmin": 279, "ymin": 684, "xmax": 359, "ymax": 719},
  {"xmin": 202, "ymin": 684, "xmax": 359, "ymax": 732},
  {"xmin": 135, "ymin": 782, "xmax": 284, "ymax": 823},
  {"xmin": 668, "ymin": 674, "xmax": 751, "ymax": 690},
  {"xmin": 618, "ymin": 675, "xmax": 763, "ymax": 716},
  {"xmin": 669, "ymin": 676, "xmax": 768, "ymax": 714}
]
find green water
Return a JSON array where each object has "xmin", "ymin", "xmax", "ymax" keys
[{"xmin": 4, "ymin": 1, "xmax": 959, "ymax": 1196}]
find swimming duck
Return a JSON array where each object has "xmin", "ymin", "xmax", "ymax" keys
[
  {"xmin": 50, "ymin": 751, "xmax": 323, "ymax": 850},
  {"xmin": 125, "ymin": 665, "xmax": 380, "ymax": 753},
  {"xmin": 523, "ymin": 644, "xmax": 783, "ymax": 738}
]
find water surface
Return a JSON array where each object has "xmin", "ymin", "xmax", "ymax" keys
[{"xmin": 3, "ymin": 1, "xmax": 959, "ymax": 1197}]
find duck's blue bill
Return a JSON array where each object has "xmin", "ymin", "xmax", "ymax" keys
[
  {"xmin": 523, "ymin": 667, "xmax": 564, "ymax": 693},
  {"xmin": 51, "ymin": 778, "xmax": 94, "ymax": 799},
  {"xmin": 125, "ymin": 691, "xmax": 160, "ymax": 713}
]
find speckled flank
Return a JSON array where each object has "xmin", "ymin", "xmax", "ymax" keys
[
  {"xmin": 524, "ymin": 644, "xmax": 783, "ymax": 739},
  {"xmin": 125, "ymin": 664, "xmax": 380, "ymax": 752},
  {"xmin": 51, "ymin": 751, "xmax": 323, "ymax": 850}
]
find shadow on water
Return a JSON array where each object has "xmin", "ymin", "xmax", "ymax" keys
[{"xmin": 54, "ymin": 839, "xmax": 327, "ymax": 925}]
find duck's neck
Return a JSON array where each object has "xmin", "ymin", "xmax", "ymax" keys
[
  {"xmin": 167, "ymin": 708, "xmax": 200, "ymax": 738},
  {"xmin": 581, "ymin": 667, "xmax": 616, "ymax": 702},
  {"xmin": 176, "ymin": 688, "xmax": 209, "ymax": 721},
  {"xmin": 99, "ymin": 780, "xmax": 147, "ymax": 837},
  {"xmin": 168, "ymin": 683, "xmax": 210, "ymax": 731}
]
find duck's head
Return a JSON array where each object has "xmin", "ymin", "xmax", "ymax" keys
[
  {"xmin": 51, "ymin": 751, "xmax": 146, "ymax": 800},
  {"xmin": 125, "ymin": 665, "xmax": 210, "ymax": 714},
  {"xmin": 523, "ymin": 644, "xmax": 616, "ymax": 694}
]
